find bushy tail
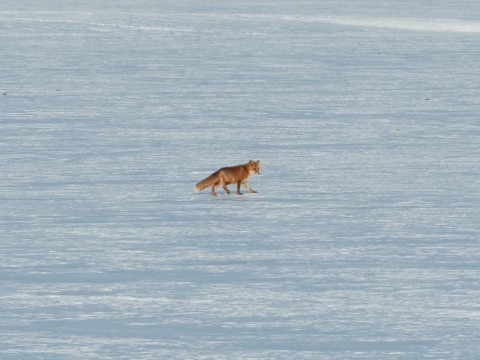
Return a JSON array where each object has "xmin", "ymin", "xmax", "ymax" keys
[{"xmin": 194, "ymin": 172, "xmax": 218, "ymax": 193}]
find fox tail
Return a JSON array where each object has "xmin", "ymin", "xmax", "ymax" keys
[{"xmin": 194, "ymin": 172, "xmax": 219, "ymax": 193}]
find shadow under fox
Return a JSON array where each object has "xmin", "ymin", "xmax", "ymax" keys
[{"xmin": 194, "ymin": 160, "xmax": 260, "ymax": 196}]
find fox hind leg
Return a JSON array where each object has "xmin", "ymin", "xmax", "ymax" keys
[
  {"xmin": 211, "ymin": 181, "xmax": 220, "ymax": 196},
  {"xmin": 223, "ymin": 183, "xmax": 231, "ymax": 194}
]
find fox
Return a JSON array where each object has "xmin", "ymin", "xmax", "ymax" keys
[{"xmin": 194, "ymin": 160, "xmax": 260, "ymax": 196}]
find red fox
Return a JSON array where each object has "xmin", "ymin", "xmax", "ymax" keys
[{"xmin": 195, "ymin": 160, "xmax": 260, "ymax": 196}]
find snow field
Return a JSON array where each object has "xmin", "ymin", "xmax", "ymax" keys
[{"xmin": 1, "ymin": 0, "xmax": 480, "ymax": 359}]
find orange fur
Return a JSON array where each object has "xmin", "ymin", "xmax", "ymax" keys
[{"xmin": 195, "ymin": 160, "xmax": 260, "ymax": 196}]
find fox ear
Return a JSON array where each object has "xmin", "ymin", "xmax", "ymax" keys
[{"xmin": 249, "ymin": 160, "xmax": 253, "ymax": 164}]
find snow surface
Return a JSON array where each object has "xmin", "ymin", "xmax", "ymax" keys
[{"xmin": 1, "ymin": 0, "xmax": 480, "ymax": 359}]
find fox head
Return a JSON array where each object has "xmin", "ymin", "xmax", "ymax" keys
[{"xmin": 248, "ymin": 160, "xmax": 260, "ymax": 175}]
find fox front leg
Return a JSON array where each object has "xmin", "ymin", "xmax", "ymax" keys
[
  {"xmin": 236, "ymin": 181, "xmax": 243, "ymax": 195},
  {"xmin": 243, "ymin": 181, "xmax": 257, "ymax": 193}
]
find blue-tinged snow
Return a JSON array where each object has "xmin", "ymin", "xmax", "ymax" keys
[{"xmin": 1, "ymin": 0, "xmax": 479, "ymax": 359}]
